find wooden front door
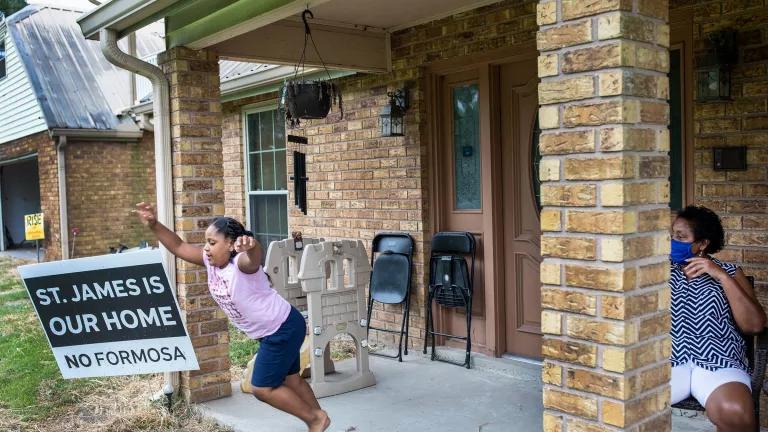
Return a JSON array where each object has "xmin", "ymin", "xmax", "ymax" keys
[
  {"xmin": 499, "ymin": 59, "xmax": 542, "ymax": 359},
  {"xmin": 431, "ymin": 47, "xmax": 541, "ymax": 357},
  {"xmin": 435, "ymin": 67, "xmax": 491, "ymax": 352}
]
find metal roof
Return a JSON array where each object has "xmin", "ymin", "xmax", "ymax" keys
[
  {"xmin": 219, "ymin": 61, "xmax": 277, "ymax": 83},
  {"xmin": 6, "ymin": 4, "xmax": 161, "ymax": 131}
]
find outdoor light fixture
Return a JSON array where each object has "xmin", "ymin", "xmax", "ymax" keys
[
  {"xmin": 696, "ymin": 30, "xmax": 738, "ymax": 101},
  {"xmin": 380, "ymin": 88, "xmax": 408, "ymax": 137}
]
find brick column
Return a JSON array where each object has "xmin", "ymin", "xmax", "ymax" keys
[
  {"xmin": 159, "ymin": 47, "xmax": 229, "ymax": 403},
  {"xmin": 37, "ymin": 140, "xmax": 63, "ymax": 261},
  {"xmin": 537, "ymin": 1, "xmax": 671, "ymax": 430}
]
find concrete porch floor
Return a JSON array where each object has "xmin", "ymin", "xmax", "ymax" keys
[
  {"xmin": 201, "ymin": 348, "xmax": 717, "ymax": 432},
  {"xmin": 0, "ymin": 246, "xmax": 42, "ymax": 262}
]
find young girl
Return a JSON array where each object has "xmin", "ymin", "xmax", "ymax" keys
[{"xmin": 134, "ymin": 202, "xmax": 330, "ymax": 432}]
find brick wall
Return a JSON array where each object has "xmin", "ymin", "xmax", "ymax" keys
[
  {"xmin": 1, "ymin": 132, "xmax": 156, "ymax": 261},
  {"xmin": 281, "ymin": 0, "xmax": 540, "ymax": 351},
  {"xmin": 160, "ymin": 46, "xmax": 229, "ymax": 403},
  {"xmin": 64, "ymin": 134, "xmax": 156, "ymax": 257},
  {"xmin": 538, "ymin": 0, "xmax": 671, "ymax": 430},
  {"xmin": 669, "ymin": 0, "xmax": 768, "ymax": 298},
  {"xmin": 0, "ymin": 131, "xmax": 61, "ymax": 260}
]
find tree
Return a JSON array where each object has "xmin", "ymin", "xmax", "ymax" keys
[{"xmin": 0, "ymin": 0, "xmax": 27, "ymax": 17}]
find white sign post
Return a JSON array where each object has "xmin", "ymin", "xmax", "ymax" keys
[{"xmin": 17, "ymin": 249, "xmax": 199, "ymax": 379}]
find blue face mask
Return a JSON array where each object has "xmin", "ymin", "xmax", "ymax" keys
[{"xmin": 670, "ymin": 239, "xmax": 695, "ymax": 264}]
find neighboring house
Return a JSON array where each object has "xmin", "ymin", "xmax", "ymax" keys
[{"xmin": 0, "ymin": 4, "xmax": 163, "ymax": 259}]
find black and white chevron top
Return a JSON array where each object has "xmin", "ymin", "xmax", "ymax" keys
[{"xmin": 670, "ymin": 257, "xmax": 748, "ymax": 372}]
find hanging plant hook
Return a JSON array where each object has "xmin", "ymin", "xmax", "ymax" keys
[
  {"xmin": 302, "ymin": 9, "xmax": 314, "ymax": 36},
  {"xmin": 281, "ymin": 7, "xmax": 343, "ymax": 128}
]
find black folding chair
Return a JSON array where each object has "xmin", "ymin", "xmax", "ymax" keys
[
  {"xmin": 365, "ymin": 232, "xmax": 414, "ymax": 362},
  {"xmin": 672, "ymin": 276, "xmax": 767, "ymax": 432},
  {"xmin": 423, "ymin": 231, "xmax": 476, "ymax": 369}
]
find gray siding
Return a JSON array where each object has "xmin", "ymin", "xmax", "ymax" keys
[
  {"xmin": 0, "ymin": 25, "xmax": 47, "ymax": 145},
  {"xmin": 6, "ymin": 6, "xmax": 146, "ymax": 132}
]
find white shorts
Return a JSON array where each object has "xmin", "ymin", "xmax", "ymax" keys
[{"xmin": 671, "ymin": 361, "xmax": 751, "ymax": 406}]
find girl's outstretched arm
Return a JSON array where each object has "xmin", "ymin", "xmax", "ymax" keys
[
  {"xmin": 134, "ymin": 202, "xmax": 204, "ymax": 266},
  {"xmin": 234, "ymin": 235, "xmax": 263, "ymax": 274}
]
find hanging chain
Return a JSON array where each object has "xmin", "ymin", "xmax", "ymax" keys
[{"xmin": 292, "ymin": 9, "xmax": 334, "ymax": 82}]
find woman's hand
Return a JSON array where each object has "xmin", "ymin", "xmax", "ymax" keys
[
  {"xmin": 134, "ymin": 202, "xmax": 157, "ymax": 228},
  {"xmin": 234, "ymin": 235, "xmax": 257, "ymax": 253},
  {"xmin": 684, "ymin": 257, "xmax": 729, "ymax": 281}
]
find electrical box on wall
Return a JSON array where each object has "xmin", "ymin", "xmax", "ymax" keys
[{"xmin": 713, "ymin": 146, "xmax": 747, "ymax": 171}]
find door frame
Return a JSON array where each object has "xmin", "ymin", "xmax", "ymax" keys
[
  {"xmin": 670, "ymin": 10, "xmax": 695, "ymax": 207},
  {"xmin": 0, "ymin": 153, "xmax": 39, "ymax": 251},
  {"xmin": 424, "ymin": 42, "xmax": 538, "ymax": 356}
]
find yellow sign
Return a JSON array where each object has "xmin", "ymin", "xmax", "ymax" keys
[{"xmin": 24, "ymin": 213, "xmax": 44, "ymax": 241}]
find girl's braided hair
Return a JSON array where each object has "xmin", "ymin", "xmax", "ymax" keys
[{"xmin": 209, "ymin": 217, "xmax": 254, "ymax": 259}]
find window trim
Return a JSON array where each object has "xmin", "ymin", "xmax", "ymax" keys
[
  {"xmin": 0, "ymin": 38, "xmax": 7, "ymax": 82},
  {"xmin": 241, "ymin": 100, "xmax": 288, "ymax": 236}
]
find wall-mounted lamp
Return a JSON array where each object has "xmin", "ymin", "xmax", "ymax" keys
[
  {"xmin": 697, "ymin": 30, "xmax": 738, "ymax": 101},
  {"xmin": 380, "ymin": 88, "xmax": 408, "ymax": 137}
]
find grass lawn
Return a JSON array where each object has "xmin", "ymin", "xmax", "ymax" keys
[
  {"xmin": 229, "ymin": 323, "xmax": 259, "ymax": 368},
  {"xmin": 0, "ymin": 256, "xmax": 230, "ymax": 432},
  {"xmin": 0, "ymin": 257, "xmax": 101, "ymax": 421}
]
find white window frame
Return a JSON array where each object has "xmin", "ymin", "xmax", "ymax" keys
[
  {"xmin": 0, "ymin": 39, "xmax": 7, "ymax": 81},
  {"xmin": 242, "ymin": 101, "xmax": 289, "ymax": 239}
]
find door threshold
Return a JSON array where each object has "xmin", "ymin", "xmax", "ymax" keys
[{"xmin": 501, "ymin": 353, "xmax": 543, "ymax": 366}]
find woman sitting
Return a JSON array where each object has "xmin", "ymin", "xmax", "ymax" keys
[{"xmin": 670, "ymin": 205, "xmax": 766, "ymax": 431}]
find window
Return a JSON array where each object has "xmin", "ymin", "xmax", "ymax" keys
[
  {"xmin": 0, "ymin": 40, "xmax": 6, "ymax": 80},
  {"xmin": 669, "ymin": 48, "xmax": 686, "ymax": 210},
  {"xmin": 244, "ymin": 106, "xmax": 288, "ymax": 256},
  {"xmin": 452, "ymin": 83, "xmax": 481, "ymax": 210}
]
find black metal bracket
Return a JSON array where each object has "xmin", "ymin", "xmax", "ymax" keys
[{"xmin": 288, "ymin": 134, "xmax": 308, "ymax": 145}]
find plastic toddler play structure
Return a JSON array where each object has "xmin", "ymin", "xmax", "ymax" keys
[{"xmin": 263, "ymin": 236, "xmax": 375, "ymax": 398}]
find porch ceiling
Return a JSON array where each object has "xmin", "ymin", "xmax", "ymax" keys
[{"xmin": 78, "ymin": 0, "xmax": 501, "ymax": 73}]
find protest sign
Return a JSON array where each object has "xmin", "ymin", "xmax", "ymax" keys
[
  {"xmin": 17, "ymin": 249, "xmax": 199, "ymax": 379},
  {"xmin": 24, "ymin": 213, "xmax": 44, "ymax": 241}
]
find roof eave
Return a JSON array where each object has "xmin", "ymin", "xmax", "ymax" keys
[
  {"xmin": 77, "ymin": 0, "xmax": 181, "ymax": 41},
  {"xmin": 50, "ymin": 128, "xmax": 144, "ymax": 141},
  {"xmin": 220, "ymin": 65, "xmax": 314, "ymax": 94}
]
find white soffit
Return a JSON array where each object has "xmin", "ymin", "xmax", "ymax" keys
[
  {"xmin": 196, "ymin": 0, "xmax": 503, "ymax": 49},
  {"xmin": 310, "ymin": 0, "xmax": 504, "ymax": 32}
]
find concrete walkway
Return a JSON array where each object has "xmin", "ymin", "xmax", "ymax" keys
[
  {"xmin": 0, "ymin": 247, "xmax": 42, "ymax": 262},
  {"xmin": 201, "ymin": 348, "xmax": 718, "ymax": 432},
  {"xmin": 203, "ymin": 350, "xmax": 543, "ymax": 432}
]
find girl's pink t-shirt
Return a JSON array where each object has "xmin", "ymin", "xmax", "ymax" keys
[{"xmin": 203, "ymin": 251, "xmax": 291, "ymax": 339}]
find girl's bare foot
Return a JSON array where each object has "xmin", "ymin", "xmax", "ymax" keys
[{"xmin": 308, "ymin": 409, "xmax": 330, "ymax": 432}]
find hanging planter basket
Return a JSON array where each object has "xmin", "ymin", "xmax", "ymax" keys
[
  {"xmin": 280, "ymin": 9, "xmax": 343, "ymax": 128},
  {"xmin": 281, "ymin": 79, "xmax": 342, "ymax": 127}
]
